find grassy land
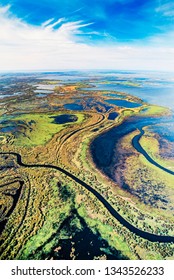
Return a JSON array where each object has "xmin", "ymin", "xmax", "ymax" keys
[
  {"xmin": 10, "ymin": 112, "xmax": 85, "ymax": 147},
  {"xmin": 139, "ymin": 131, "xmax": 174, "ymax": 172},
  {"xmin": 141, "ymin": 105, "xmax": 170, "ymax": 116},
  {"xmin": 1, "ymin": 77, "xmax": 174, "ymax": 260}
]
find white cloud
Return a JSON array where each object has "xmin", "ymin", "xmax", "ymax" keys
[
  {"xmin": 42, "ymin": 18, "xmax": 56, "ymax": 28},
  {"xmin": 0, "ymin": 4, "xmax": 174, "ymax": 72},
  {"xmin": 155, "ymin": 2, "xmax": 174, "ymax": 17},
  {"xmin": 0, "ymin": 4, "xmax": 11, "ymax": 14}
]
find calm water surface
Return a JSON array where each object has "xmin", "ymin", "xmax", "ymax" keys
[{"xmin": 106, "ymin": 99, "xmax": 142, "ymax": 108}]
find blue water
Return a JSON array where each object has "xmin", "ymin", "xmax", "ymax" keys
[
  {"xmin": 106, "ymin": 99, "xmax": 142, "ymax": 108},
  {"xmin": 108, "ymin": 112, "xmax": 119, "ymax": 120},
  {"xmin": 82, "ymin": 72, "xmax": 174, "ymax": 110},
  {"xmin": 148, "ymin": 122, "xmax": 174, "ymax": 143},
  {"xmin": 64, "ymin": 103, "xmax": 84, "ymax": 111},
  {"xmin": 0, "ymin": 126, "xmax": 16, "ymax": 133},
  {"xmin": 50, "ymin": 114, "xmax": 78, "ymax": 124},
  {"xmin": 87, "ymin": 83, "xmax": 174, "ymax": 110}
]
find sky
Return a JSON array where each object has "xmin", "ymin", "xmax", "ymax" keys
[{"xmin": 0, "ymin": 0, "xmax": 174, "ymax": 71}]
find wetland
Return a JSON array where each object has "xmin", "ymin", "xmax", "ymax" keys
[{"xmin": 0, "ymin": 71, "xmax": 174, "ymax": 260}]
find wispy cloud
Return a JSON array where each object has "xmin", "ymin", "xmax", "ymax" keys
[
  {"xmin": 0, "ymin": 4, "xmax": 173, "ymax": 72},
  {"xmin": 155, "ymin": 2, "xmax": 174, "ymax": 17},
  {"xmin": 44, "ymin": 18, "xmax": 66, "ymax": 30},
  {"xmin": 41, "ymin": 18, "xmax": 55, "ymax": 27},
  {"xmin": 0, "ymin": 4, "xmax": 11, "ymax": 14}
]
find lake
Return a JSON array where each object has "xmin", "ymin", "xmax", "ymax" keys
[{"xmin": 105, "ymin": 99, "xmax": 142, "ymax": 108}]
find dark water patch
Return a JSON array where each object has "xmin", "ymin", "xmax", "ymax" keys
[
  {"xmin": 95, "ymin": 101, "xmax": 113, "ymax": 112},
  {"xmin": 45, "ymin": 210, "xmax": 129, "ymax": 260},
  {"xmin": 108, "ymin": 112, "xmax": 119, "ymax": 120},
  {"xmin": 64, "ymin": 103, "xmax": 83, "ymax": 111},
  {"xmin": 0, "ymin": 126, "xmax": 17, "ymax": 133},
  {"xmin": 95, "ymin": 106, "xmax": 103, "ymax": 112},
  {"xmin": 92, "ymin": 128, "xmax": 99, "ymax": 132},
  {"xmin": 106, "ymin": 99, "xmax": 142, "ymax": 108},
  {"xmin": 50, "ymin": 114, "xmax": 78, "ymax": 124},
  {"xmin": 102, "ymin": 103, "xmax": 113, "ymax": 111}
]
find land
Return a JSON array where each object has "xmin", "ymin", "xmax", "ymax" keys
[{"xmin": 0, "ymin": 72, "xmax": 174, "ymax": 260}]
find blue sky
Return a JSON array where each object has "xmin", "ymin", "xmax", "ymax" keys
[{"xmin": 0, "ymin": 0, "xmax": 174, "ymax": 70}]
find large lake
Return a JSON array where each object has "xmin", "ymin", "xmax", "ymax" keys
[{"xmin": 81, "ymin": 71, "xmax": 174, "ymax": 110}]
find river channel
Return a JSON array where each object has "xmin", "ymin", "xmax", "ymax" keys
[{"xmin": 1, "ymin": 151, "xmax": 174, "ymax": 243}]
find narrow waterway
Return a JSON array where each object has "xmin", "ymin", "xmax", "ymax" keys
[
  {"xmin": 91, "ymin": 115, "xmax": 174, "ymax": 179},
  {"xmin": 1, "ymin": 151, "xmax": 174, "ymax": 243},
  {"xmin": 132, "ymin": 128, "xmax": 174, "ymax": 175}
]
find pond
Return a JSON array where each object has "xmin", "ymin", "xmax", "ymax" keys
[
  {"xmin": 50, "ymin": 114, "xmax": 78, "ymax": 124},
  {"xmin": 0, "ymin": 126, "xmax": 17, "ymax": 133},
  {"xmin": 64, "ymin": 103, "xmax": 84, "ymax": 111},
  {"xmin": 108, "ymin": 112, "xmax": 119, "ymax": 120},
  {"xmin": 106, "ymin": 99, "xmax": 142, "ymax": 108}
]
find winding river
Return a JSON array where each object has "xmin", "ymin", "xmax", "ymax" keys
[
  {"xmin": 91, "ymin": 115, "xmax": 174, "ymax": 179},
  {"xmin": 132, "ymin": 128, "xmax": 174, "ymax": 175},
  {"xmin": 1, "ymin": 149, "xmax": 174, "ymax": 243}
]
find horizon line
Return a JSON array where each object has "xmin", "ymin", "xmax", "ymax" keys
[{"xmin": 0, "ymin": 69, "xmax": 174, "ymax": 74}]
